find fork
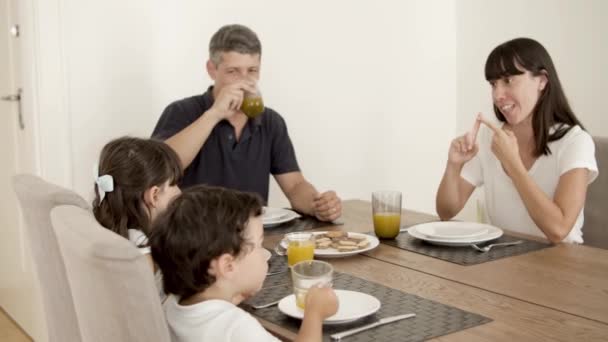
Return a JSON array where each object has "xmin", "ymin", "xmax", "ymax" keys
[
  {"xmin": 251, "ymin": 299, "xmax": 281, "ymax": 310},
  {"xmin": 471, "ymin": 240, "xmax": 523, "ymax": 252}
]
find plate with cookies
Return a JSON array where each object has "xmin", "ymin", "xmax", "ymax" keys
[{"xmin": 281, "ymin": 231, "xmax": 380, "ymax": 258}]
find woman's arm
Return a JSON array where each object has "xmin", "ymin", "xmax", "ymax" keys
[
  {"xmin": 436, "ymin": 120, "xmax": 481, "ymax": 220},
  {"xmin": 436, "ymin": 162, "xmax": 476, "ymax": 220},
  {"xmin": 509, "ymin": 167, "xmax": 589, "ymax": 243}
]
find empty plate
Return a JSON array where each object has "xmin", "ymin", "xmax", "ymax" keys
[
  {"xmin": 263, "ymin": 207, "xmax": 290, "ymax": 222},
  {"xmin": 263, "ymin": 207, "xmax": 300, "ymax": 228},
  {"xmin": 408, "ymin": 222, "xmax": 503, "ymax": 246},
  {"xmin": 278, "ymin": 290, "xmax": 381, "ymax": 324},
  {"xmin": 415, "ymin": 221, "xmax": 489, "ymax": 240}
]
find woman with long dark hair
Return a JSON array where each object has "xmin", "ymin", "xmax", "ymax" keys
[{"xmin": 436, "ymin": 38, "xmax": 598, "ymax": 243}]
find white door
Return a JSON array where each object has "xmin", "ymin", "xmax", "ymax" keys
[{"xmin": 0, "ymin": 0, "xmax": 46, "ymax": 341}]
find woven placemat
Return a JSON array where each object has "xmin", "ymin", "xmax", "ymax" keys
[
  {"xmin": 264, "ymin": 215, "xmax": 341, "ymax": 235},
  {"xmin": 267, "ymin": 248, "xmax": 288, "ymax": 276},
  {"xmin": 380, "ymin": 233, "xmax": 552, "ymax": 266},
  {"xmin": 243, "ymin": 272, "xmax": 491, "ymax": 341}
]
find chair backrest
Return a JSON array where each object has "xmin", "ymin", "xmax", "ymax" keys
[
  {"xmin": 51, "ymin": 205, "xmax": 171, "ymax": 342},
  {"xmin": 584, "ymin": 136, "xmax": 608, "ymax": 249},
  {"xmin": 12, "ymin": 174, "xmax": 89, "ymax": 342}
]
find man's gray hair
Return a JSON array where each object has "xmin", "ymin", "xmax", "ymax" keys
[{"xmin": 209, "ymin": 24, "xmax": 262, "ymax": 65}]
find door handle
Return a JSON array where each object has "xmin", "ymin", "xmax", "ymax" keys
[
  {"xmin": 1, "ymin": 94, "xmax": 20, "ymax": 101},
  {"xmin": 1, "ymin": 88, "xmax": 24, "ymax": 129}
]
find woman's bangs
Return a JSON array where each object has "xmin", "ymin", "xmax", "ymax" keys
[{"xmin": 485, "ymin": 46, "xmax": 525, "ymax": 81}]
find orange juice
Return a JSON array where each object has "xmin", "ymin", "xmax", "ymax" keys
[
  {"xmin": 373, "ymin": 213, "xmax": 401, "ymax": 238},
  {"xmin": 295, "ymin": 287, "xmax": 308, "ymax": 309},
  {"xmin": 287, "ymin": 240, "xmax": 315, "ymax": 266},
  {"xmin": 240, "ymin": 97, "xmax": 264, "ymax": 118},
  {"xmin": 291, "ymin": 260, "xmax": 333, "ymax": 311}
]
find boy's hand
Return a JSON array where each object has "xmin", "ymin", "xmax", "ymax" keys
[{"xmin": 305, "ymin": 286, "xmax": 339, "ymax": 319}]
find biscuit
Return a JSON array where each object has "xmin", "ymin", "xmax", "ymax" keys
[
  {"xmin": 348, "ymin": 234, "xmax": 367, "ymax": 242},
  {"xmin": 337, "ymin": 245, "xmax": 359, "ymax": 252},
  {"xmin": 326, "ymin": 231, "xmax": 347, "ymax": 238},
  {"xmin": 316, "ymin": 241, "xmax": 332, "ymax": 249},
  {"xmin": 356, "ymin": 240, "xmax": 370, "ymax": 248},
  {"xmin": 338, "ymin": 240, "xmax": 357, "ymax": 246}
]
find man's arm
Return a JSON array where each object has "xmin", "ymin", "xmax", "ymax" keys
[
  {"xmin": 164, "ymin": 110, "xmax": 221, "ymax": 169},
  {"xmin": 274, "ymin": 172, "xmax": 341, "ymax": 222},
  {"xmin": 160, "ymin": 81, "xmax": 256, "ymax": 169}
]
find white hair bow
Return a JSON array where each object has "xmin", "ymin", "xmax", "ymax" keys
[{"xmin": 94, "ymin": 164, "xmax": 114, "ymax": 203}]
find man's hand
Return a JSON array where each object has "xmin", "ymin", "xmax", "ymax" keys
[
  {"xmin": 209, "ymin": 80, "xmax": 257, "ymax": 121},
  {"xmin": 313, "ymin": 191, "xmax": 342, "ymax": 222}
]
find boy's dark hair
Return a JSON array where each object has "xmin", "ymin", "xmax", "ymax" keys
[
  {"xmin": 93, "ymin": 137, "xmax": 182, "ymax": 239},
  {"xmin": 149, "ymin": 185, "xmax": 263, "ymax": 299}
]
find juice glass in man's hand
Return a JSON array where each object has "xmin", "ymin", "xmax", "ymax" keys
[{"xmin": 240, "ymin": 84, "xmax": 264, "ymax": 118}]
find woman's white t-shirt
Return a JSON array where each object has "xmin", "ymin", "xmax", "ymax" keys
[
  {"xmin": 461, "ymin": 124, "xmax": 598, "ymax": 243},
  {"xmin": 164, "ymin": 295, "xmax": 280, "ymax": 342},
  {"xmin": 128, "ymin": 229, "xmax": 165, "ymax": 301}
]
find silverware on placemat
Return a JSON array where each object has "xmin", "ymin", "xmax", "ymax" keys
[
  {"xmin": 330, "ymin": 313, "xmax": 416, "ymax": 340},
  {"xmin": 471, "ymin": 240, "xmax": 523, "ymax": 253},
  {"xmin": 251, "ymin": 299, "xmax": 281, "ymax": 310},
  {"xmin": 266, "ymin": 269, "xmax": 288, "ymax": 276}
]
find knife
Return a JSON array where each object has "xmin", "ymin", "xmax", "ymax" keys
[{"xmin": 330, "ymin": 313, "xmax": 416, "ymax": 340}]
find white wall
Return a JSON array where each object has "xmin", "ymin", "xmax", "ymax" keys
[
  {"xmin": 36, "ymin": 0, "xmax": 608, "ymax": 219},
  {"xmin": 49, "ymin": 0, "xmax": 457, "ymax": 214},
  {"xmin": 455, "ymin": 0, "xmax": 608, "ymax": 220}
]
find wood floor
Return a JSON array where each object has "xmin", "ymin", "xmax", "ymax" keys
[{"xmin": 0, "ymin": 307, "xmax": 32, "ymax": 342}]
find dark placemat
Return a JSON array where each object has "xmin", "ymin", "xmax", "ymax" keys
[
  {"xmin": 242, "ymin": 272, "xmax": 491, "ymax": 341},
  {"xmin": 380, "ymin": 232, "xmax": 552, "ymax": 266},
  {"xmin": 264, "ymin": 215, "xmax": 340, "ymax": 235},
  {"xmin": 267, "ymin": 248, "xmax": 289, "ymax": 276}
]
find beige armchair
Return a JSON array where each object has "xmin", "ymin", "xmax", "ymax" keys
[
  {"xmin": 584, "ymin": 136, "xmax": 608, "ymax": 249},
  {"xmin": 12, "ymin": 174, "xmax": 89, "ymax": 342},
  {"xmin": 51, "ymin": 204, "xmax": 170, "ymax": 342}
]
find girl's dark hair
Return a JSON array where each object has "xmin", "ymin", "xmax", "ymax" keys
[
  {"xmin": 93, "ymin": 137, "xmax": 182, "ymax": 239},
  {"xmin": 485, "ymin": 37, "xmax": 584, "ymax": 157},
  {"xmin": 149, "ymin": 185, "xmax": 263, "ymax": 300}
]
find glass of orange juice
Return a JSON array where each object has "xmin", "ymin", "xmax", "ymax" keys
[
  {"xmin": 286, "ymin": 232, "xmax": 315, "ymax": 267},
  {"xmin": 291, "ymin": 260, "xmax": 333, "ymax": 310},
  {"xmin": 240, "ymin": 84, "xmax": 265, "ymax": 119},
  {"xmin": 372, "ymin": 191, "xmax": 402, "ymax": 239}
]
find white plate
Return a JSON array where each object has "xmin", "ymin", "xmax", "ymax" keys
[
  {"xmin": 280, "ymin": 232, "xmax": 379, "ymax": 258},
  {"xmin": 278, "ymin": 290, "xmax": 381, "ymax": 325},
  {"xmin": 408, "ymin": 222, "xmax": 503, "ymax": 246},
  {"xmin": 263, "ymin": 208, "xmax": 300, "ymax": 228},
  {"xmin": 263, "ymin": 207, "xmax": 290, "ymax": 222},
  {"xmin": 415, "ymin": 221, "xmax": 489, "ymax": 240}
]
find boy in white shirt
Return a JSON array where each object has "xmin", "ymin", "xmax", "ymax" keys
[{"xmin": 150, "ymin": 185, "xmax": 338, "ymax": 342}]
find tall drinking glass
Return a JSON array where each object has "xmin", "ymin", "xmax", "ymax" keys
[
  {"xmin": 291, "ymin": 260, "xmax": 333, "ymax": 310},
  {"xmin": 286, "ymin": 232, "xmax": 315, "ymax": 267},
  {"xmin": 372, "ymin": 191, "xmax": 402, "ymax": 239},
  {"xmin": 240, "ymin": 84, "xmax": 264, "ymax": 119}
]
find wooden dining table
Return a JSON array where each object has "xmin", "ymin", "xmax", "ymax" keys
[{"xmin": 260, "ymin": 200, "xmax": 608, "ymax": 341}]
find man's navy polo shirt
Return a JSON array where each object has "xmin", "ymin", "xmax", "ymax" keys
[{"xmin": 152, "ymin": 87, "xmax": 300, "ymax": 202}]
